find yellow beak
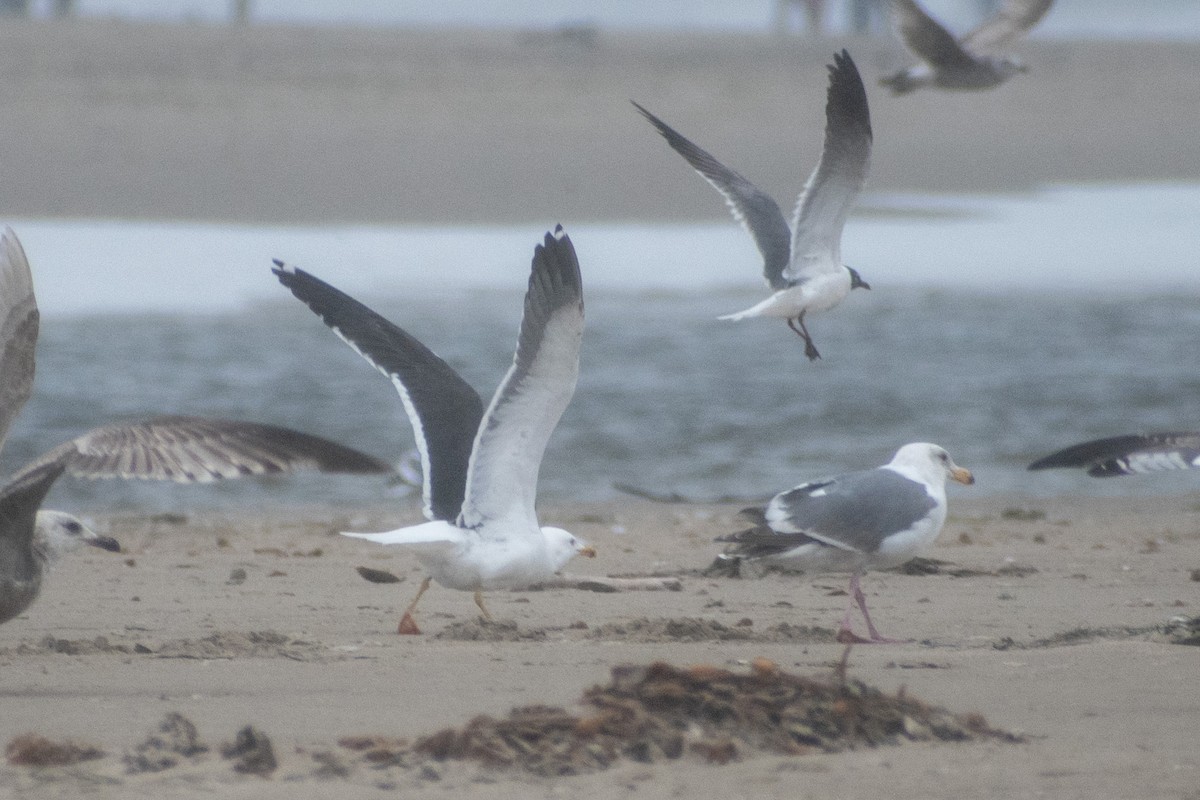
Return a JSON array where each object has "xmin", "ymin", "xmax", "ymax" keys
[
  {"xmin": 579, "ymin": 546, "xmax": 598, "ymax": 558},
  {"xmin": 951, "ymin": 467, "xmax": 975, "ymax": 485}
]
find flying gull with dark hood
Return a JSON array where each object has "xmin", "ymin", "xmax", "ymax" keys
[{"xmin": 634, "ymin": 50, "xmax": 872, "ymax": 361}]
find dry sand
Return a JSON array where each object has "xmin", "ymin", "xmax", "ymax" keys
[
  {"xmin": 0, "ymin": 20, "xmax": 1197, "ymax": 799},
  {"xmin": 1, "ymin": 494, "xmax": 1197, "ymax": 798}
]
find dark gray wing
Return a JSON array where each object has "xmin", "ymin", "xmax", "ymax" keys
[
  {"xmin": 890, "ymin": 0, "xmax": 981, "ymax": 70},
  {"xmin": 787, "ymin": 50, "xmax": 872, "ymax": 283},
  {"xmin": 458, "ymin": 227, "xmax": 583, "ymax": 533},
  {"xmin": 766, "ymin": 469, "xmax": 936, "ymax": 554},
  {"xmin": 716, "ymin": 505, "xmax": 826, "ymax": 560},
  {"xmin": 11, "ymin": 415, "xmax": 391, "ymax": 484},
  {"xmin": 0, "ymin": 461, "xmax": 66, "ymax": 584},
  {"xmin": 961, "ymin": 0, "xmax": 1054, "ymax": 54},
  {"xmin": 273, "ymin": 262, "xmax": 484, "ymax": 522},
  {"xmin": 1028, "ymin": 432, "xmax": 1200, "ymax": 477},
  {"xmin": 0, "ymin": 228, "xmax": 39, "ymax": 457},
  {"xmin": 632, "ymin": 101, "xmax": 793, "ymax": 291}
]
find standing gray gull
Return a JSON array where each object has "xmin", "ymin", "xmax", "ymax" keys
[
  {"xmin": 1029, "ymin": 433, "xmax": 1200, "ymax": 477},
  {"xmin": 0, "ymin": 228, "xmax": 392, "ymax": 625},
  {"xmin": 633, "ymin": 49, "xmax": 871, "ymax": 361},
  {"xmin": 272, "ymin": 226, "xmax": 595, "ymax": 634},
  {"xmin": 881, "ymin": 0, "xmax": 1054, "ymax": 95},
  {"xmin": 715, "ymin": 443, "xmax": 974, "ymax": 643}
]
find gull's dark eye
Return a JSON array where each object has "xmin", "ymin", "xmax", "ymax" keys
[{"xmin": 64, "ymin": 520, "xmax": 83, "ymax": 535}]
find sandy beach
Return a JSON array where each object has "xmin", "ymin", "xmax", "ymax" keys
[
  {"xmin": 0, "ymin": 19, "xmax": 1197, "ymax": 799},
  {"xmin": 1, "ymin": 22, "xmax": 1200, "ymax": 225},
  {"xmin": 1, "ymin": 495, "xmax": 1197, "ymax": 798}
]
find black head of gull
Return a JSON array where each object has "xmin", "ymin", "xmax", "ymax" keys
[
  {"xmin": 881, "ymin": 0, "xmax": 1052, "ymax": 95},
  {"xmin": 0, "ymin": 227, "xmax": 392, "ymax": 627},
  {"xmin": 633, "ymin": 49, "xmax": 871, "ymax": 362},
  {"xmin": 715, "ymin": 442, "xmax": 973, "ymax": 644},
  {"xmin": 1029, "ymin": 432, "xmax": 1200, "ymax": 477},
  {"xmin": 272, "ymin": 226, "xmax": 594, "ymax": 635}
]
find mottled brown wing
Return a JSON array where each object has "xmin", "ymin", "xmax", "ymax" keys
[
  {"xmin": 0, "ymin": 228, "xmax": 39, "ymax": 457},
  {"xmin": 14, "ymin": 415, "xmax": 391, "ymax": 484},
  {"xmin": 961, "ymin": 0, "xmax": 1054, "ymax": 54}
]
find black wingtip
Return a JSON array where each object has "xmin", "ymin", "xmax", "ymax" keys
[{"xmin": 826, "ymin": 47, "xmax": 871, "ymax": 134}]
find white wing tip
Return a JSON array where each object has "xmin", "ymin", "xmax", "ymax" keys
[
  {"xmin": 552, "ymin": 224, "xmax": 566, "ymax": 240},
  {"xmin": 271, "ymin": 258, "xmax": 296, "ymax": 274}
]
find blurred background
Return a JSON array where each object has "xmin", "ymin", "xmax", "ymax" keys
[{"xmin": 1, "ymin": 1, "xmax": 1197, "ymax": 513}]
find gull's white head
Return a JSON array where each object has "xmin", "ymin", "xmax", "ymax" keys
[
  {"xmin": 887, "ymin": 443, "xmax": 975, "ymax": 487},
  {"xmin": 541, "ymin": 526, "xmax": 596, "ymax": 571},
  {"xmin": 33, "ymin": 511, "xmax": 122, "ymax": 564}
]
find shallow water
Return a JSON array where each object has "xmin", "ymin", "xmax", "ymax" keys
[
  {"xmin": 63, "ymin": 0, "xmax": 1200, "ymax": 40},
  {"xmin": 5, "ymin": 183, "xmax": 1199, "ymax": 514}
]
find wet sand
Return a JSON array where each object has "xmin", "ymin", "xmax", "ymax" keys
[
  {"xmin": 0, "ymin": 20, "xmax": 1197, "ymax": 799},
  {"xmin": 1, "ymin": 22, "xmax": 1199, "ymax": 225}
]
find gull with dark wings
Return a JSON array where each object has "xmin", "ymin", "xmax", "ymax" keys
[
  {"xmin": 273, "ymin": 226, "xmax": 595, "ymax": 634},
  {"xmin": 881, "ymin": 0, "xmax": 1054, "ymax": 95},
  {"xmin": 1029, "ymin": 433, "xmax": 1200, "ymax": 477},
  {"xmin": 0, "ymin": 228, "xmax": 392, "ymax": 625},
  {"xmin": 633, "ymin": 50, "xmax": 872, "ymax": 361}
]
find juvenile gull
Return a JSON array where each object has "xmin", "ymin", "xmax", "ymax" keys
[
  {"xmin": 633, "ymin": 50, "xmax": 871, "ymax": 361},
  {"xmin": 881, "ymin": 0, "xmax": 1054, "ymax": 95},
  {"xmin": 0, "ymin": 228, "xmax": 392, "ymax": 625},
  {"xmin": 1029, "ymin": 433, "xmax": 1200, "ymax": 477},
  {"xmin": 273, "ymin": 226, "xmax": 595, "ymax": 634},
  {"xmin": 715, "ymin": 443, "xmax": 973, "ymax": 643}
]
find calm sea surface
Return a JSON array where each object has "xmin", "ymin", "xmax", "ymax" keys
[
  {"xmin": 5, "ymin": 183, "xmax": 1199, "ymax": 514},
  {"xmin": 56, "ymin": 0, "xmax": 1200, "ymax": 40}
]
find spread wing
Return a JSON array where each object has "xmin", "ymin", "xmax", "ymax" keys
[
  {"xmin": 961, "ymin": 0, "xmax": 1054, "ymax": 54},
  {"xmin": 0, "ymin": 228, "xmax": 39, "ymax": 458},
  {"xmin": 787, "ymin": 50, "xmax": 872, "ymax": 283},
  {"xmin": 273, "ymin": 262, "xmax": 483, "ymax": 521},
  {"xmin": 890, "ymin": 0, "xmax": 981, "ymax": 70},
  {"xmin": 1028, "ymin": 432, "xmax": 1200, "ymax": 477},
  {"xmin": 633, "ymin": 101, "xmax": 793, "ymax": 290},
  {"xmin": 458, "ymin": 227, "xmax": 584, "ymax": 534},
  {"xmin": 10, "ymin": 415, "xmax": 391, "ymax": 484},
  {"xmin": 0, "ymin": 460, "xmax": 66, "ymax": 578}
]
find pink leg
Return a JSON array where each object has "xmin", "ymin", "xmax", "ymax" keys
[{"xmin": 836, "ymin": 573, "xmax": 906, "ymax": 644}]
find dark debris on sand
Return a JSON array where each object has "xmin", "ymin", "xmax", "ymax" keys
[
  {"xmin": 993, "ymin": 615, "xmax": 1200, "ymax": 650},
  {"xmin": 222, "ymin": 726, "xmax": 277, "ymax": 776},
  {"xmin": 6, "ymin": 734, "xmax": 105, "ymax": 766},
  {"xmin": 586, "ymin": 617, "xmax": 832, "ymax": 644},
  {"xmin": 351, "ymin": 659, "xmax": 1019, "ymax": 778},
  {"xmin": 433, "ymin": 619, "xmax": 549, "ymax": 642},
  {"xmin": 125, "ymin": 712, "xmax": 209, "ymax": 773}
]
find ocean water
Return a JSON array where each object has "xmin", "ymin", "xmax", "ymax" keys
[
  {"xmin": 4, "ymin": 183, "xmax": 1199, "ymax": 514},
  {"xmin": 48, "ymin": 0, "xmax": 1200, "ymax": 40}
]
